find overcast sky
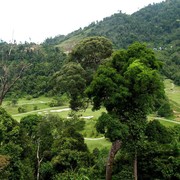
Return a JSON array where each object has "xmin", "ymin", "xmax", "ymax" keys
[{"xmin": 0, "ymin": 0, "xmax": 164, "ymax": 43}]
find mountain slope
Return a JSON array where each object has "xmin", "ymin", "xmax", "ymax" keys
[{"xmin": 45, "ymin": 0, "xmax": 179, "ymax": 51}]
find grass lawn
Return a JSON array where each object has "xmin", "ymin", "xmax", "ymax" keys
[
  {"xmin": 164, "ymin": 79, "xmax": 180, "ymax": 104},
  {"xmin": 164, "ymin": 79, "xmax": 180, "ymax": 121},
  {"xmin": 85, "ymin": 138, "xmax": 111, "ymax": 152},
  {"xmin": 157, "ymin": 119, "xmax": 179, "ymax": 127},
  {"xmin": 2, "ymin": 96, "xmax": 53, "ymax": 115}
]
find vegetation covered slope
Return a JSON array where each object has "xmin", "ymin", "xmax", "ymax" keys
[
  {"xmin": 44, "ymin": 0, "xmax": 180, "ymax": 85},
  {"xmin": 44, "ymin": 0, "xmax": 180, "ymax": 49}
]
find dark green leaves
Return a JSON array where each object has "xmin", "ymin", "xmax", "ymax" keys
[
  {"xmin": 96, "ymin": 112, "xmax": 129, "ymax": 142},
  {"xmin": 69, "ymin": 36, "xmax": 113, "ymax": 70}
]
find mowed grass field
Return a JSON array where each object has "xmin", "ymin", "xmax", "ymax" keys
[
  {"xmin": 164, "ymin": 79, "xmax": 180, "ymax": 121},
  {"xmin": 2, "ymin": 79, "xmax": 179, "ymax": 151},
  {"xmin": 2, "ymin": 96, "xmax": 110, "ymax": 151},
  {"xmin": 85, "ymin": 138, "xmax": 111, "ymax": 152}
]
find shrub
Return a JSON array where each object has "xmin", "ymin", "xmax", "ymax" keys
[
  {"xmin": 11, "ymin": 98, "xmax": 18, "ymax": 106},
  {"xmin": 18, "ymin": 106, "xmax": 27, "ymax": 113},
  {"xmin": 26, "ymin": 95, "xmax": 32, "ymax": 100},
  {"xmin": 49, "ymin": 95, "xmax": 68, "ymax": 107},
  {"xmin": 33, "ymin": 105, "xmax": 38, "ymax": 110},
  {"xmin": 157, "ymin": 101, "xmax": 173, "ymax": 118}
]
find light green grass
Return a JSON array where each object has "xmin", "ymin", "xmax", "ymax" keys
[
  {"xmin": 80, "ymin": 119, "xmax": 103, "ymax": 138},
  {"xmin": 2, "ymin": 96, "xmax": 53, "ymax": 115},
  {"xmin": 52, "ymin": 106, "xmax": 106, "ymax": 119},
  {"xmin": 56, "ymin": 28, "xmax": 92, "ymax": 52},
  {"xmin": 12, "ymin": 105, "xmax": 69, "ymax": 121},
  {"xmin": 56, "ymin": 34, "xmax": 84, "ymax": 52},
  {"xmin": 164, "ymin": 79, "xmax": 180, "ymax": 121},
  {"xmin": 85, "ymin": 138, "xmax": 111, "ymax": 152},
  {"xmin": 158, "ymin": 119, "xmax": 179, "ymax": 127},
  {"xmin": 164, "ymin": 79, "xmax": 180, "ymax": 105}
]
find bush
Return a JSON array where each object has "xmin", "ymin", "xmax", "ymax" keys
[
  {"xmin": 11, "ymin": 98, "xmax": 18, "ymax": 106},
  {"xmin": 157, "ymin": 101, "xmax": 173, "ymax": 118},
  {"xmin": 18, "ymin": 106, "xmax": 27, "ymax": 113},
  {"xmin": 33, "ymin": 105, "xmax": 38, "ymax": 110},
  {"xmin": 26, "ymin": 95, "xmax": 32, "ymax": 100},
  {"xmin": 49, "ymin": 95, "xmax": 68, "ymax": 107}
]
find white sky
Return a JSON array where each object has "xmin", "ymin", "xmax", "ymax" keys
[{"xmin": 0, "ymin": 0, "xmax": 164, "ymax": 44}]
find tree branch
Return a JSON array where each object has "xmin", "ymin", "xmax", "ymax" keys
[{"xmin": 0, "ymin": 63, "xmax": 31, "ymax": 105}]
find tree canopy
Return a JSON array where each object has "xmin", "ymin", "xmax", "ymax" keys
[
  {"xmin": 86, "ymin": 42, "xmax": 164, "ymax": 117},
  {"xmin": 69, "ymin": 36, "xmax": 113, "ymax": 70},
  {"xmin": 52, "ymin": 62, "xmax": 87, "ymax": 110},
  {"xmin": 86, "ymin": 42, "xmax": 165, "ymax": 179}
]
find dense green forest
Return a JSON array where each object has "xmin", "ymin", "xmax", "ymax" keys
[
  {"xmin": 44, "ymin": 0, "xmax": 180, "ymax": 85},
  {"xmin": 0, "ymin": 0, "xmax": 180, "ymax": 179},
  {"xmin": 44, "ymin": 0, "xmax": 179, "ymax": 48}
]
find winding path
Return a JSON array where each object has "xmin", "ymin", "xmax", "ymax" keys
[
  {"xmin": 155, "ymin": 117, "xmax": 180, "ymax": 124},
  {"xmin": 84, "ymin": 137, "xmax": 105, "ymax": 140}
]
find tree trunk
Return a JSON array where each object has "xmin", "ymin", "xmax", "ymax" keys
[
  {"xmin": 133, "ymin": 151, "xmax": 138, "ymax": 180},
  {"xmin": 0, "ymin": 97, "xmax": 3, "ymax": 106},
  {"xmin": 106, "ymin": 140, "xmax": 121, "ymax": 180},
  {"xmin": 37, "ymin": 139, "xmax": 43, "ymax": 180}
]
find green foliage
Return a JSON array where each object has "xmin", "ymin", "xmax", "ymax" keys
[
  {"xmin": 113, "ymin": 153, "xmax": 134, "ymax": 180},
  {"xmin": 86, "ymin": 42, "xmax": 166, "ymax": 178},
  {"xmin": 20, "ymin": 114, "xmax": 43, "ymax": 138},
  {"xmin": 53, "ymin": 62, "xmax": 86, "ymax": 95},
  {"xmin": 49, "ymin": 95, "xmax": 68, "ymax": 107},
  {"xmin": 18, "ymin": 106, "xmax": 27, "ymax": 113},
  {"xmin": 53, "ymin": 170, "xmax": 90, "ymax": 180},
  {"xmin": 0, "ymin": 107, "xmax": 34, "ymax": 180},
  {"xmin": 11, "ymin": 98, "xmax": 18, "ymax": 107},
  {"xmin": 68, "ymin": 36, "xmax": 113, "ymax": 95},
  {"xmin": 0, "ymin": 43, "xmax": 67, "ymax": 98},
  {"xmin": 26, "ymin": 95, "xmax": 32, "ymax": 100},
  {"xmin": 0, "ymin": 107, "xmax": 21, "ymax": 144},
  {"xmin": 52, "ymin": 62, "xmax": 86, "ymax": 110},
  {"xmin": 112, "ymin": 123, "xmax": 180, "ymax": 179},
  {"xmin": 54, "ymin": 0, "xmax": 179, "ymax": 50},
  {"xmin": 69, "ymin": 36, "xmax": 113, "ymax": 70},
  {"xmin": 0, "ymin": 1, "xmax": 179, "ymax": 178},
  {"xmin": 52, "ymin": 0, "xmax": 180, "ymax": 85},
  {"xmin": 138, "ymin": 141, "xmax": 180, "ymax": 180},
  {"xmin": 157, "ymin": 100, "xmax": 174, "ymax": 118},
  {"xmin": 146, "ymin": 120, "xmax": 172, "ymax": 144},
  {"xmin": 86, "ymin": 42, "xmax": 164, "ymax": 117},
  {"xmin": 0, "ymin": 108, "xmax": 96, "ymax": 179},
  {"xmin": 19, "ymin": 114, "xmax": 91, "ymax": 179},
  {"xmin": 40, "ymin": 161, "xmax": 54, "ymax": 180},
  {"xmin": 157, "ymin": 42, "xmax": 180, "ymax": 85},
  {"xmin": 96, "ymin": 112, "xmax": 129, "ymax": 141}
]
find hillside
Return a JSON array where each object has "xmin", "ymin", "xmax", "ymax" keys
[
  {"xmin": 44, "ymin": 0, "xmax": 179, "ymax": 51},
  {"xmin": 0, "ymin": 1, "xmax": 180, "ymax": 178},
  {"xmin": 44, "ymin": 0, "xmax": 180, "ymax": 85}
]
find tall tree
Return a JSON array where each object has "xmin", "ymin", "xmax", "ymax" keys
[
  {"xmin": 52, "ymin": 62, "xmax": 87, "ymax": 111},
  {"xmin": 86, "ymin": 42, "xmax": 165, "ymax": 179},
  {"xmin": 69, "ymin": 36, "xmax": 113, "ymax": 70},
  {"xmin": 69, "ymin": 36, "xmax": 113, "ymax": 85}
]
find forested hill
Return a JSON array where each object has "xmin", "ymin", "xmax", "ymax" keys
[
  {"xmin": 44, "ymin": 0, "xmax": 180, "ymax": 50},
  {"xmin": 0, "ymin": 0, "xmax": 179, "ymax": 99}
]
